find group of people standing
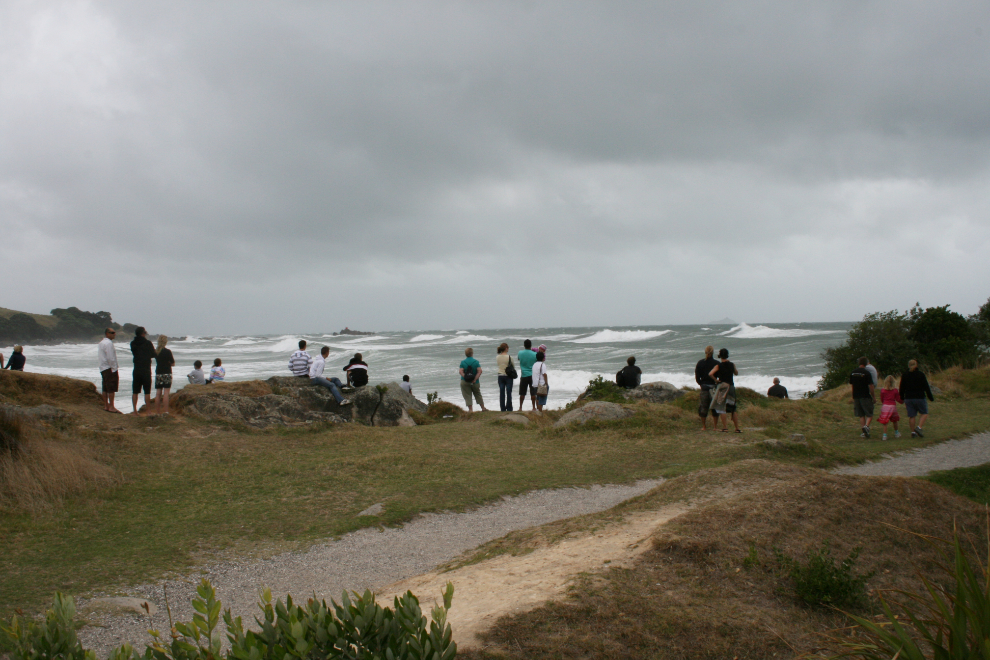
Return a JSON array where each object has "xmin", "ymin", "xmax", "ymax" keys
[
  {"xmin": 694, "ymin": 345, "xmax": 743, "ymax": 432},
  {"xmin": 849, "ymin": 357, "xmax": 934, "ymax": 440},
  {"xmin": 459, "ymin": 340, "xmax": 550, "ymax": 413}
]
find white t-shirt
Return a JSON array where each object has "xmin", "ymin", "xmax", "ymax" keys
[
  {"xmin": 309, "ymin": 355, "xmax": 326, "ymax": 379},
  {"xmin": 98, "ymin": 337, "xmax": 118, "ymax": 372},
  {"xmin": 399, "ymin": 381, "xmax": 411, "ymax": 393},
  {"xmin": 532, "ymin": 361, "xmax": 548, "ymax": 386},
  {"xmin": 865, "ymin": 364, "xmax": 878, "ymax": 386}
]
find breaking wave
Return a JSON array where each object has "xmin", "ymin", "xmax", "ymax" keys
[{"xmin": 569, "ymin": 329, "xmax": 673, "ymax": 344}]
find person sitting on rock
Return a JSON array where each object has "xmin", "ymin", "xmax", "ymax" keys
[
  {"xmin": 310, "ymin": 346, "xmax": 351, "ymax": 406},
  {"xmin": 344, "ymin": 353, "xmax": 369, "ymax": 388},
  {"xmin": 616, "ymin": 356, "xmax": 642, "ymax": 389},
  {"xmin": 209, "ymin": 358, "xmax": 225, "ymax": 383},
  {"xmin": 187, "ymin": 360, "xmax": 207, "ymax": 385},
  {"xmin": 400, "ymin": 374, "xmax": 412, "ymax": 395},
  {"xmin": 767, "ymin": 378, "xmax": 788, "ymax": 399},
  {"xmin": 288, "ymin": 340, "xmax": 312, "ymax": 378}
]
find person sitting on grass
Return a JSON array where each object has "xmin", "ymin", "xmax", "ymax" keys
[
  {"xmin": 187, "ymin": 360, "xmax": 207, "ymax": 385},
  {"xmin": 459, "ymin": 347, "xmax": 487, "ymax": 413},
  {"xmin": 310, "ymin": 346, "xmax": 351, "ymax": 406},
  {"xmin": 208, "ymin": 358, "xmax": 225, "ymax": 383},
  {"xmin": 877, "ymin": 375, "xmax": 902, "ymax": 441},
  {"xmin": 343, "ymin": 353, "xmax": 369, "ymax": 388},
  {"xmin": 616, "ymin": 356, "xmax": 642, "ymax": 389},
  {"xmin": 767, "ymin": 378, "xmax": 788, "ymax": 399}
]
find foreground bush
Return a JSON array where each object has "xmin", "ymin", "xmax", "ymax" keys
[{"xmin": 1, "ymin": 579, "xmax": 457, "ymax": 660}]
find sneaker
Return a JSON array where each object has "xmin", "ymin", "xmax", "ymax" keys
[
  {"xmin": 911, "ymin": 431, "xmax": 918, "ymax": 438},
  {"xmin": 915, "ymin": 427, "xmax": 924, "ymax": 438},
  {"xmin": 860, "ymin": 432, "xmax": 867, "ymax": 438},
  {"xmin": 895, "ymin": 430, "xmax": 901, "ymax": 438},
  {"xmin": 862, "ymin": 425, "xmax": 871, "ymax": 439},
  {"xmin": 339, "ymin": 399, "xmax": 352, "ymax": 406},
  {"xmin": 882, "ymin": 433, "xmax": 888, "ymax": 441}
]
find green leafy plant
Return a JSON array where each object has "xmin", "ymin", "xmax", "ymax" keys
[
  {"xmin": 742, "ymin": 542, "xmax": 760, "ymax": 569},
  {"xmin": 831, "ymin": 526, "xmax": 990, "ymax": 660},
  {"xmin": 426, "ymin": 392, "xmax": 441, "ymax": 405},
  {"xmin": 2, "ymin": 579, "xmax": 457, "ymax": 660},
  {"xmin": 774, "ymin": 540, "xmax": 873, "ymax": 609},
  {"xmin": 583, "ymin": 376, "xmax": 626, "ymax": 404}
]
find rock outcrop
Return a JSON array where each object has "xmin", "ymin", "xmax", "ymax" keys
[
  {"xmin": 174, "ymin": 378, "xmax": 426, "ymax": 427},
  {"xmin": 554, "ymin": 401, "xmax": 635, "ymax": 428},
  {"xmin": 620, "ymin": 381, "xmax": 685, "ymax": 404}
]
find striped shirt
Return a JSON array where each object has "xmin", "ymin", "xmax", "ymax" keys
[{"xmin": 288, "ymin": 350, "xmax": 312, "ymax": 376}]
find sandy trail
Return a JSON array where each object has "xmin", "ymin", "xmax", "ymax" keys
[{"xmin": 833, "ymin": 431, "xmax": 990, "ymax": 477}]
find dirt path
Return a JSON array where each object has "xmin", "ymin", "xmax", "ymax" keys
[{"xmin": 833, "ymin": 431, "xmax": 990, "ymax": 477}]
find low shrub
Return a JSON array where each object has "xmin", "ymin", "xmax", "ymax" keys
[
  {"xmin": 581, "ymin": 376, "xmax": 626, "ymax": 404},
  {"xmin": 427, "ymin": 401, "xmax": 466, "ymax": 420},
  {"xmin": 1, "ymin": 579, "xmax": 457, "ymax": 660},
  {"xmin": 774, "ymin": 539, "xmax": 873, "ymax": 609}
]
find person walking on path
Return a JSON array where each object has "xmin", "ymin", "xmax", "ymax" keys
[
  {"xmin": 154, "ymin": 335, "xmax": 175, "ymax": 415},
  {"xmin": 459, "ymin": 347, "xmax": 487, "ymax": 412},
  {"xmin": 532, "ymin": 351, "xmax": 549, "ymax": 413},
  {"xmin": 708, "ymin": 348, "xmax": 740, "ymax": 432},
  {"xmin": 98, "ymin": 328, "xmax": 120, "ymax": 413},
  {"xmin": 496, "ymin": 343, "xmax": 515, "ymax": 411},
  {"xmin": 3, "ymin": 345, "xmax": 25, "ymax": 371},
  {"xmin": 517, "ymin": 340, "xmax": 537, "ymax": 411},
  {"xmin": 289, "ymin": 340, "xmax": 312, "ymax": 378},
  {"xmin": 864, "ymin": 358, "xmax": 878, "ymax": 388},
  {"xmin": 767, "ymin": 378, "xmax": 788, "ymax": 399},
  {"xmin": 130, "ymin": 327, "xmax": 157, "ymax": 415},
  {"xmin": 695, "ymin": 345, "xmax": 720, "ymax": 430},
  {"xmin": 310, "ymin": 346, "xmax": 351, "ymax": 405},
  {"xmin": 849, "ymin": 356, "xmax": 876, "ymax": 438},
  {"xmin": 900, "ymin": 359, "xmax": 935, "ymax": 438},
  {"xmin": 878, "ymin": 375, "xmax": 902, "ymax": 441}
]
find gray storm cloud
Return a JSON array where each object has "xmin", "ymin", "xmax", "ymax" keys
[{"xmin": 1, "ymin": 1, "xmax": 988, "ymax": 334}]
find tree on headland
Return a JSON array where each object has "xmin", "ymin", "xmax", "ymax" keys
[
  {"xmin": 818, "ymin": 301, "xmax": 985, "ymax": 391},
  {"xmin": 969, "ymin": 296, "xmax": 990, "ymax": 354},
  {"xmin": 0, "ymin": 307, "xmax": 123, "ymax": 344}
]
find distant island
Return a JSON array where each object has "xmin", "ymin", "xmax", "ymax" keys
[
  {"xmin": 0, "ymin": 306, "xmax": 157, "ymax": 345},
  {"xmin": 333, "ymin": 327, "xmax": 375, "ymax": 336},
  {"xmin": 709, "ymin": 317, "xmax": 736, "ymax": 325}
]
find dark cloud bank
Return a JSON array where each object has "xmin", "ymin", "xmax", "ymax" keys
[{"xmin": 2, "ymin": 1, "xmax": 988, "ymax": 334}]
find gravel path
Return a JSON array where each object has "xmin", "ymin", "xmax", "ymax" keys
[
  {"xmin": 77, "ymin": 478, "xmax": 663, "ymax": 655},
  {"xmin": 833, "ymin": 431, "xmax": 990, "ymax": 477}
]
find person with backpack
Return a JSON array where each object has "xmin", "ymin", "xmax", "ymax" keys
[
  {"xmin": 459, "ymin": 347, "xmax": 487, "ymax": 412},
  {"xmin": 496, "ymin": 343, "xmax": 516, "ymax": 411}
]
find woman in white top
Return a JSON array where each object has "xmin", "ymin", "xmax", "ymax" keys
[
  {"xmin": 496, "ymin": 343, "xmax": 514, "ymax": 411},
  {"xmin": 532, "ymin": 351, "xmax": 549, "ymax": 412}
]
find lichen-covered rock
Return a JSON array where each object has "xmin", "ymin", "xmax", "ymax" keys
[
  {"xmin": 621, "ymin": 381, "xmax": 685, "ymax": 404},
  {"xmin": 554, "ymin": 401, "xmax": 635, "ymax": 428}
]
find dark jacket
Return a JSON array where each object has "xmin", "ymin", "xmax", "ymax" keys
[
  {"xmin": 899, "ymin": 370, "xmax": 934, "ymax": 402},
  {"xmin": 4, "ymin": 352, "xmax": 25, "ymax": 371},
  {"xmin": 130, "ymin": 336, "xmax": 157, "ymax": 370},
  {"xmin": 767, "ymin": 384, "xmax": 788, "ymax": 399},
  {"xmin": 616, "ymin": 365, "xmax": 642, "ymax": 389},
  {"xmin": 695, "ymin": 357, "xmax": 719, "ymax": 389}
]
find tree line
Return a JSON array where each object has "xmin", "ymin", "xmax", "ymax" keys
[
  {"xmin": 818, "ymin": 297, "xmax": 990, "ymax": 391},
  {"xmin": 0, "ymin": 307, "xmax": 136, "ymax": 344}
]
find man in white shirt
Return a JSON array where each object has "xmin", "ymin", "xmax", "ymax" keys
[
  {"xmin": 97, "ymin": 327, "xmax": 121, "ymax": 413},
  {"xmin": 864, "ymin": 358, "xmax": 878, "ymax": 387},
  {"xmin": 289, "ymin": 340, "xmax": 313, "ymax": 377},
  {"xmin": 310, "ymin": 346, "xmax": 351, "ymax": 405}
]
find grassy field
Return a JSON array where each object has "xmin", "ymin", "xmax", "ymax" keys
[{"xmin": 1, "ymin": 366, "xmax": 989, "ymax": 616}]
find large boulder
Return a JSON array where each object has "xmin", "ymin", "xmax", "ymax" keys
[
  {"xmin": 621, "ymin": 381, "xmax": 685, "ymax": 404},
  {"xmin": 175, "ymin": 378, "xmax": 426, "ymax": 427},
  {"xmin": 554, "ymin": 401, "xmax": 635, "ymax": 428}
]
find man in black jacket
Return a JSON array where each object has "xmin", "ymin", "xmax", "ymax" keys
[
  {"xmin": 695, "ymin": 345, "xmax": 720, "ymax": 430},
  {"xmin": 616, "ymin": 356, "xmax": 642, "ymax": 389},
  {"xmin": 130, "ymin": 326, "xmax": 157, "ymax": 415},
  {"xmin": 899, "ymin": 359, "xmax": 935, "ymax": 437},
  {"xmin": 767, "ymin": 378, "xmax": 788, "ymax": 399},
  {"xmin": 849, "ymin": 357, "xmax": 876, "ymax": 438}
]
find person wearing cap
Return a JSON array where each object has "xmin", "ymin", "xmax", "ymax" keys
[
  {"xmin": 767, "ymin": 378, "xmax": 788, "ymax": 399},
  {"xmin": 709, "ymin": 348, "xmax": 740, "ymax": 432},
  {"xmin": 98, "ymin": 327, "xmax": 121, "ymax": 413}
]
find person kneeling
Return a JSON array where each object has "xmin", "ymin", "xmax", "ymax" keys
[{"xmin": 311, "ymin": 346, "xmax": 351, "ymax": 405}]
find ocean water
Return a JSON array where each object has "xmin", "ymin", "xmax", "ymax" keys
[{"xmin": 2, "ymin": 323, "xmax": 850, "ymax": 414}]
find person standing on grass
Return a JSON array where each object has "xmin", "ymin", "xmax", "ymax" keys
[
  {"xmin": 517, "ymin": 339, "xmax": 537, "ymax": 411},
  {"xmin": 709, "ymin": 348, "xmax": 740, "ymax": 432},
  {"xmin": 310, "ymin": 346, "xmax": 351, "ymax": 406},
  {"xmin": 130, "ymin": 327, "xmax": 156, "ymax": 415},
  {"xmin": 496, "ymin": 343, "xmax": 514, "ymax": 411},
  {"xmin": 878, "ymin": 375, "xmax": 902, "ymax": 441},
  {"xmin": 459, "ymin": 347, "xmax": 487, "ymax": 412},
  {"xmin": 864, "ymin": 357, "xmax": 878, "ymax": 388},
  {"xmin": 289, "ymin": 340, "xmax": 312, "ymax": 378},
  {"xmin": 154, "ymin": 336, "xmax": 175, "ymax": 415},
  {"xmin": 98, "ymin": 328, "xmax": 121, "ymax": 413},
  {"xmin": 899, "ymin": 359, "xmax": 934, "ymax": 438},
  {"xmin": 767, "ymin": 378, "xmax": 788, "ymax": 399},
  {"xmin": 532, "ymin": 351, "xmax": 549, "ymax": 413},
  {"xmin": 849, "ymin": 357, "xmax": 876, "ymax": 438},
  {"xmin": 695, "ymin": 345, "xmax": 720, "ymax": 430}
]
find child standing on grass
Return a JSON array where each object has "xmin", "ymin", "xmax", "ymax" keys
[
  {"xmin": 209, "ymin": 358, "xmax": 225, "ymax": 383},
  {"xmin": 878, "ymin": 375, "xmax": 902, "ymax": 440}
]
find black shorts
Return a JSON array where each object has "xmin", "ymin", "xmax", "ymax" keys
[
  {"xmin": 101, "ymin": 368, "xmax": 119, "ymax": 393},
  {"xmin": 132, "ymin": 369, "xmax": 153, "ymax": 395},
  {"xmin": 519, "ymin": 376, "xmax": 535, "ymax": 396}
]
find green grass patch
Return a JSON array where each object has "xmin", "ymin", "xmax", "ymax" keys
[{"xmin": 925, "ymin": 462, "xmax": 990, "ymax": 505}]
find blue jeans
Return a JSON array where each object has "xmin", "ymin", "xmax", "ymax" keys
[
  {"xmin": 498, "ymin": 375, "xmax": 514, "ymax": 411},
  {"xmin": 311, "ymin": 376, "xmax": 345, "ymax": 403}
]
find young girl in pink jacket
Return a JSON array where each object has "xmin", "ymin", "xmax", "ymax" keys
[{"xmin": 878, "ymin": 375, "xmax": 902, "ymax": 441}]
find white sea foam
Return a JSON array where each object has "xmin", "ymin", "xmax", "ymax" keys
[
  {"xmin": 271, "ymin": 336, "xmax": 303, "ymax": 353},
  {"xmin": 700, "ymin": 327, "xmax": 711, "ymax": 331},
  {"xmin": 443, "ymin": 334, "xmax": 495, "ymax": 344},
  {"xmin": 456, "ymin": 330, "xmax": 469, "ymax": 334},
  {"xmin": 568, "ymin": 329, "xmax": 673, "ymax": 344},
  {"xmin": 410, "ymin": 334, "xmax": 445, "ymax": 343},
  {"xmin": 223, "ymin": 338, "xmax": 258, "ymax": 346},
  {"xmin": 719, "ymin": 323, "xmax": 844, "ymax": 339}
]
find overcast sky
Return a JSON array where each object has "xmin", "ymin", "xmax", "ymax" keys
[{"xmin": 2, "ymin": 1, "xmax": 989, "ymax": 335}]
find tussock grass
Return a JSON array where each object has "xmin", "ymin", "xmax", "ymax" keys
[
  {"xmin": 463, "ymin": 461, "xmax": 990, "ymax": 660},
  {"xmin": 0, "ymin": 410, "xmax": 115, "ymax": 513},
  {"xmin": 0, "ymin": 370, "xmax": 102, "ymax": 407}
]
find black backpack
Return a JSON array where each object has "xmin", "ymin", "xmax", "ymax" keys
[
  {"xmin": 463, "ymin": 363, "xmax": 477, "ymax": 383},
  {"xmin": 615, "ymin": 369, "xmax": 626, "ymax": 387}
]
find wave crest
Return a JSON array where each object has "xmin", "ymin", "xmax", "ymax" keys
[{"xmin": 569, "ymin": 329, "xmax": 673, "ymax": 344}]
